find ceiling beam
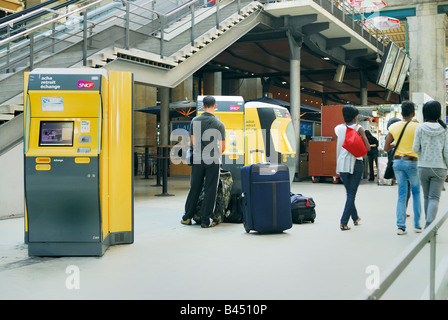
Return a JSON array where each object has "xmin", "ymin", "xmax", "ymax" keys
[
  {"xmin": 326, "ymin": 37, "xmax": 351, "ymax": 50},
  {"xmin": 302, "ymin": 22, "xmax": 330, "ymax": 35}
]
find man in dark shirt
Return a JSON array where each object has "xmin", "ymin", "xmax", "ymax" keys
[
  {"xmin": 365, "ymin": 130, "xmax": 379, "ymax": 181},
  {"xmin": 181, "ymin": 96, "xmax": 226, "ymax": 228}
]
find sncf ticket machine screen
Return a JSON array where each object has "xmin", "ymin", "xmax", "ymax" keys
[{"xmin": 39, "ymin": 121, "xmax": 74, "ymax": 147}]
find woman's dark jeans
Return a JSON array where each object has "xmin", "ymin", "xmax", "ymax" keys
[{"xmin": 339, "ymin": 160, "xmax": 364, "ymax": 226}]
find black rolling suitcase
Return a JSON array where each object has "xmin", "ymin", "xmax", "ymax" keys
[
  {"xmin": 241, "ymin": 152, "xmax": 292, "ymax": 233},
  {"xmin": 290, "ymin": 193, "xmax": 316, "ymax": 224}
]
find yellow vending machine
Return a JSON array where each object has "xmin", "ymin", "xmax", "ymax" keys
[
  {"xmin": 197, "ymin": 95, "xmax": 245, "ymax": 194},
  {"xmin": 23, "ymin": 68, "xmax": 134, "ymax": 256},
  {"xmin": 196, "ymin": 96, "xmax": 296, "ymax": 193},
  {"xmin": 244, "ymin": 101, "xmax": 296, "ymax": 184}
]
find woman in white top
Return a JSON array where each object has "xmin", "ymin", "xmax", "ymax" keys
[
  {"xmin": 335, "ymin": 105, "xmax": 370, "ymax": 231},
  {"xmin": 412, "ymin": 100, "xmax": 448, "ymax": 228}
]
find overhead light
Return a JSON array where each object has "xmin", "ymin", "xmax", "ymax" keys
[
  {"xmin": 376, "ymin": 54, "xmax": 382, "ymax": 64},
  {"xmin": 282, "ymin": 81, "xmax": 287, "ymax": 85},
  {"xmin": 334, "ymin": 65, "xmax": 346, "ymax": 83},
  {"xmin": 322, "ymin": 57, "xmax": 330, "ymax": 60}
]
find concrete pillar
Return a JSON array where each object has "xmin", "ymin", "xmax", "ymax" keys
[
  {"xmin": 360, "ymin": 69, "xmax": 368, "ymax": 105},
  {"xmin": 226, "ymin": 78, "xmax": 244, "ymax": 96},
  {"xmin": 408, "ymin": 4, "xmax": 447, "ymax": 120},
  {"xmin": 203, "ymin": 72, "xmax": 222, "ymax": 95},
  {"xmin": 242, "ymin": 78, "xmax": 263, "ymax": 100},
  {"xmin": 287, "ymin": 30, "xmax": 302, "ymax": 180},
  {"xmin": 134, "ymin": 83, "xmax": 157, "ymax": 148},
  {"xmin": 172, "ymin": 76, "xmax": 193, "ymax": 102}
]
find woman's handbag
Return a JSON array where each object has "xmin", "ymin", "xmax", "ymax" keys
[
  {"xmin": 342, "ymin": 126, "xmax": 367, "ymax": 158},
  {"xmin": 384, "ymin": 121, "xmax": 410, "ymax": 180},
  {"xmin": 384, "ymin": 156, "xmax": 395, "ymax": 179}
]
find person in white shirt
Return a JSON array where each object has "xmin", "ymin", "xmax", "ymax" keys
[
  {"xmin": 412, "ymin": 100, "xmax": 448, "ymax": 228},
  {"xmin": 335, "ymin": 105, "xmax": 370, "ymax": 231}
]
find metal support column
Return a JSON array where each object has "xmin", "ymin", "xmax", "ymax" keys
[
  {"xmin": 360, "ymin": 69, "xmax": 368, "ymax": 105},
  {"xmin": 156, "ymin": 87, "xmax": 174, "ymax": 196},
  {"xmin": 287, "ymin": 29, "xmax": 303, "ymax": 181}
]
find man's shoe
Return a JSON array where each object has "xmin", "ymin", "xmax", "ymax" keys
[
  {"xmin": 201, "ymin": 218, "xmax": 216, "ymax": 228},
  {"xmin": 415, "ymin": 227, "xmax": 423, "ymax": 233},
  {"xmin": 397, "ymin": 228, "xmax": 407, "ymax": 235},
  {"xmin": 181, "ymin": 218, "xmax": 192, "ymax": 225}
]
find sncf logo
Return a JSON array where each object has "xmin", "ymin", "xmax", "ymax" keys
[
  {"xmin": 229, "ymin": 105, "xmax": 240, "ymax": 111},
  {"xmin": 77, "ymin": 80, "xmax": 95, "ymax": 89}
]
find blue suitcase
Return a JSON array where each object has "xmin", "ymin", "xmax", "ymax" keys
[{"xmin": 241, "ymin": 162, "xmax": 292, "ymax": 233}]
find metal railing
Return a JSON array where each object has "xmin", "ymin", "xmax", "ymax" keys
[
  {"xmin": 262, "ymin": 0, "xmax": 391, "ymax": 53},
  {"xmin": 359, "ymin": 209, "xmax": 448, "ymax": 300},
  {"xmin": 0, "ymin": 0, "xmax": 217, "ymax": 73},
  {"xmin": 0, "ymin": 0, "xmax": 392, "ymax": 74}
]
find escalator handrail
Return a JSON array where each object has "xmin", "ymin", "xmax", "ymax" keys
[
  {"xmin": 0, "ymin": 0, "xmax": 104, "ymax": 45},
  {"xmin": 0, "ymin": 0, "xmax": 84, "ymax": 29}
]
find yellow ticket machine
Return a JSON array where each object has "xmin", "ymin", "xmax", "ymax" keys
[
  {"xmin": 196, "ymin": 96, "xmax": 296, "ymax": 193},
  {"xmin": 197, "ymin": 96, "xmax": 245, "ymax": 194},
  {"xmin": 244, "ymin": 101, "xmax": 296, "ymax": 184},
  {"xmin": 24, "ymin": 68, "xmax": 134, "ymax": 256}
]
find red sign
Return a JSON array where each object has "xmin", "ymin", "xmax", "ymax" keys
[{"xmin": 77, "ymin": 80, "xmax": 95, "ymax": 89}]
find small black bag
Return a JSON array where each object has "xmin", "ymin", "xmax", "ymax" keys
[
  {"xmin": 384, "ymin": 121, "xmax": 410, "ymax": 180},
  {"xmin": 290, "ymin": 192, "xmax": 316, "ymax": 224},
  {"xmin": 224, "ymin": 193, "xmax": 243, "ymax": 223},
  {"xmin": 384, "ymin": 159, "xmax": 395, "ymax": 180}
]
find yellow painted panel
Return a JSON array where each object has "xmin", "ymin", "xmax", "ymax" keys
[
  {"xmin": 214, "ymin": 112, "xmax": 245, "ymax": 158},
  {"xmin": 244, "ymin": 108, "xmax": 265, "ymax": 165},
  {"xmin": 270, "ymin": 117, "xmax": 294, "ymax": 155},
  {"xmin": 24, "ymin": 199, "xmax": 28, "ymax": 232},
  {"xmin": 99, "ymin": 77, "xmax": 109, "ymax": 240},
  {"xmin": 107, "ymin": 71, "xmax": 133, "ymax": 234},
  {"xmin": 28, "ymin": 91, "xmax": 100, "ymax": 118}
]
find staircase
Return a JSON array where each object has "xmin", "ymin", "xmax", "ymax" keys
[
  {"xmin": 0, "ymin": 0, "xmax": 265, "ymax": 117},
  {"xmin": 91, "ymin": 1, "xmax": 265, "ymax": 87}
]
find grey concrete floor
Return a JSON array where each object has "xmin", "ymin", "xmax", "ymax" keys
[{"xmin": 0, "ymin": 175, "xmax": 447, "ymax": 300}]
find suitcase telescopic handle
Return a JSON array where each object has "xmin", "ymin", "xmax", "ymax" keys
[{"xmin": 249, "ymin": 149, "xmax": 266, "ymax": 164}]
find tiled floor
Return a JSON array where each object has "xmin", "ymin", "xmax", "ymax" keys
[{"xmin": 1, "ymin": 175, "xmax": 447, "ymax": 300}]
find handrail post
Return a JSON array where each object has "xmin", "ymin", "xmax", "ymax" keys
[
  {"xmin": 125, "ymin": 1, "xmax": 130, "ymax": 50},
  {"xmin": 190, "ymin": 4, "xmax": 195, "ymax": 47},
  {"xmin": 160, "ymin": 14, "xmax": 165, "ymax": 59},
  {"xmin": 29, "ymin": 34, "xmax": 34, "ymax": 71},
  {"xmin": 83, "ymin": 10, "xmax": 87, "ymax": 66},
  {"xmin": 430, "ymin": 229, "xmax": 437, "ymax": 300},
  {"xmin": 216, "ymin": 0, "xmax": 220, "ymax": 29},
  {"xmin": 6, "ymin": 25, "xmax": 10, "ymax": 73},
  {"xmin": 52, "ymin": 13, "xmax": 57, "ymax": 53}
]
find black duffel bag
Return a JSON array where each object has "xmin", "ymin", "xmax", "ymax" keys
[{"xmin": 290, "ymin": 192, "xmax": 316, "ymax": 224}]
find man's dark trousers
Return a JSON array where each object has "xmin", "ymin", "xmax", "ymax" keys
[{"xmin": 184, "ymin": 162, "xmax": 220, "ymax": 225}]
